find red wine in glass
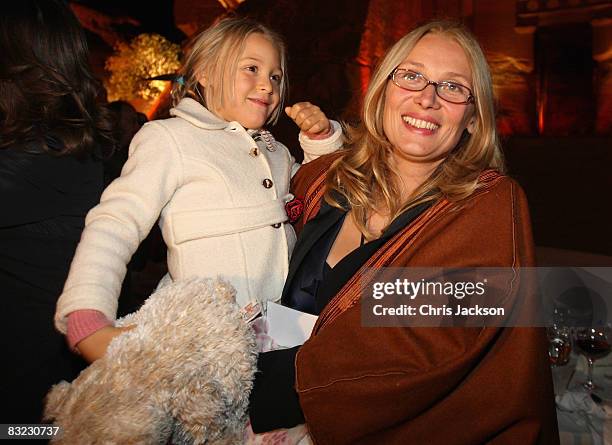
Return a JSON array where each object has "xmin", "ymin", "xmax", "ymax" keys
[
  {"xmin": 550, "ymin": 338, "xmax": 572, "ymax": 366},
  {"xmin": 574, "ymin": 327, "xmax": 612, "ymax": 391},
  {"xmin": 576, "ymin": 339, "xmax": 611, "ymax": 361}
]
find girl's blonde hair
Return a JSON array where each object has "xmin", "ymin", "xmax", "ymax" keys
[
  {"xmin": 172, "ymin": 16, "xmax": 288, "ymax": 125},
  {"xmin": 325, "ymin": 20, "xmax": 505, "ymax": 239}
]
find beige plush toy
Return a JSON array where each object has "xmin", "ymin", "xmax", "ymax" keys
[{"xmin": 44, "ymin": 277, "xmax": 257, "ymax": 445}]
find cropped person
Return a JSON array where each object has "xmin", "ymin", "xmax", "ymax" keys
[{"xmin": 0, "ymin": 0, "xmax": 114, "ymax": 422}]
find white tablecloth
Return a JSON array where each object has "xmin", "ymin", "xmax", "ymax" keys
[{"xmin": 555, "ymin": 354, "xmax": 612, "ymax": 445}]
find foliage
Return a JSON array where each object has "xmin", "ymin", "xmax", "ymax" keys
[{"xmin": 105, "ymin": 34, "xmax": 181, "ymax": 101}]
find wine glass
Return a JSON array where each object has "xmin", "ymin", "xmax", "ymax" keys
[
  {"xmin": 547, "ymin": 307, "xmax": 572, "ymax": 367},
  {"xmin": 574, "ymin": 326, "xmax": 612, "ymax": 391},
  {"xmin": 547, "ymin": 326, "xmax": 572, "ymax": 367}
]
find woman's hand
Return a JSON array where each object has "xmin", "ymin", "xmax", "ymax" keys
[
  {"xmin": 285, "ymin": 102, "xmax": 331, "ymax": 139},
  {"xmin": 76, "ymin": 325, "xmax": 136, "ymax": 363}
]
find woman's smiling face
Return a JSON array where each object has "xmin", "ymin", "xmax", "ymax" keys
[{"xmin": 383, "ymin": 33, "xmax": 476, "ymax": 171}]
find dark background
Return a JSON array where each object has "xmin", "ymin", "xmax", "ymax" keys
[{"xmin": 72, "ymin": 0, "xmax": 612, "ymax": 261}]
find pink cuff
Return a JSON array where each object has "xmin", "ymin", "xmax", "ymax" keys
[{"xmin": 66, "ymin": 310, "xmax": 112, "ymax": 351}]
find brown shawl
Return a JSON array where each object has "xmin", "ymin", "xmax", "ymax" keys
[{"xmin": 290, "ymin": 154, "xmax": 558, "ymax": 445}]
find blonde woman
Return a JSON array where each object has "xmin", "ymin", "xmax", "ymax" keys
[{"xmin": 249, "ymin": 21, "xmax": 558, "ymax": 444}]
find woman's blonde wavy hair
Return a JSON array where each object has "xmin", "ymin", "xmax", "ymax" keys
[
  {"xmin": 172, "ymin": 16, "xmax": 287, "ymax": 126},
  {"xmin": 325, "ymin": 20, "xmax": 505, "ymax": 239}
]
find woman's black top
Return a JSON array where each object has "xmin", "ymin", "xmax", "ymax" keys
[
  {"xmin": 0, "ymin": 141, "xmax": 104, "ymax": 422},
  {"xmin": 249, "ymin": 200, "xmax": 432, "ymax": 433}
]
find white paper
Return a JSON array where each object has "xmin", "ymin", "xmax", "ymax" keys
[{"xmin": 266, "ymin": 302, "xmax": 318, "ymax": 348}]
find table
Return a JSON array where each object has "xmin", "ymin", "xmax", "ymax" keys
[{"xmin": 554, "ymin": 353, "xmax": 612, "ymax": 445}]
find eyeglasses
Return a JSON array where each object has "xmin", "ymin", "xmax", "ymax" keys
[{"xmin": 389, "ymin": 68, "xmax": 475, "ymax": 105}]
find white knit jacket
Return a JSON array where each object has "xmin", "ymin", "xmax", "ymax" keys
[{"xmin": 55, "ymin": 98, "xmax": 342, "ymax": 333}]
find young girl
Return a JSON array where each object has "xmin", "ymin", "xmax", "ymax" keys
[{"xmin": 54, "ymin": 17, "xmax": 342, "ymax": 362}]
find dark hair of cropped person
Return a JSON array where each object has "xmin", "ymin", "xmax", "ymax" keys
[{"xmin": 0, "ymin": 0, "xmax": 114, "ymax": 158}]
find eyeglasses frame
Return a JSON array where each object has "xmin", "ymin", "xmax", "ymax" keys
[{"xmin": 388, "ymin": 67, "xmax": 475, "ymax": 105}]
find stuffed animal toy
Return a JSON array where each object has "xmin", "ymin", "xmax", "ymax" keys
[{"xmin": 44, "ymin": 277, "xmax": 257, "ymax": 444}]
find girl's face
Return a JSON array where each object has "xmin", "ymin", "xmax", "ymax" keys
[{"xmin": 208, "ymin": 33, "xmax": 282, "ymax": 130}]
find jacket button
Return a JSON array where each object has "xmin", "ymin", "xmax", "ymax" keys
[
  {"xmin": 249, "ymin": 147, "xmax": 259, "ymax": 157},
  {"xmin": 262, "ymin": 178, "xmax": 273, "ymax": 188},
  {"xmin": 272, "ymin": 223, "xmax": 281, "ymax": 228}
]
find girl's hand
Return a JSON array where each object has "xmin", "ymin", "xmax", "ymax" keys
[
  {"xmin": 76, "ymin": 325, "xmax": 136, "ymax": 363},
  {"xmin": 285, "ymin": 102, "xmax": 332, "ymax": 138}
]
